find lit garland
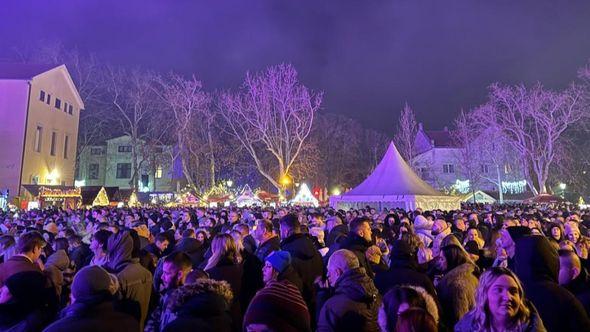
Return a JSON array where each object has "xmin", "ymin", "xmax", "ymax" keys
[
  {"xmin": 39, "ymin": 187, "xmax": 81, "ymax": 198},
  {"xmin": 501, "ymin": 180, "xmax": 527, "ymax": 194},
  {"xmin": 290, "ymin": 183, "xmax": 319, "ymax": 207},
  {"xmin": 92, "ymin": 187, "xmax": 110, "ymax": 206},
  {"xmin": 452, "ymin": 179, "xmax": 471, "ymax": 194}
]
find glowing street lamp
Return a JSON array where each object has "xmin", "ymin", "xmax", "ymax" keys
[
  {"xmin": 226, "ymin": 180, "xmax": 233, "ymax": 187},
  {"xmin": 280, "ymin": 174, "xmax": 291, "ymax": 186},
  {"xmin": 46, "ymin": 169, "xmax": 59, "ymax": 184},
  {"xmin": 559, "ymin": 183, "xmax": 566, "ymax": 190}
]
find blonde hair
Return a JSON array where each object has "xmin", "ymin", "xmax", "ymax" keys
[
  {"xmin": 205, "ymin": 233, "xmax": 242, "ymax": 270},
  {"xmin": 471, "ymin": 267, "xmax": 530, "ymax": 331}
]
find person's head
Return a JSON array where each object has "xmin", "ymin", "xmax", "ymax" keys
[
  {"xmin": 195, "ymin": 230, "xmax": 207, "ymax": 243},
  {"xmin": 279, "ymin": 214, "xmax": 300, "ymax": 240},
  {"xmin": 326, "ymin": 215, "xmax": 343, "ymax": 232},
  {"xmin": 262, "ymin": 251, "xmax": 291, "ymax": 284},
  {"xmin": 379, "ymin": 286, "xmax": 427, "ymax": 332},
  {"xmin": 549, "ymin": 224, "xmax": 563, "ymax": 241},
  {"xmin": 0, "ymin": 235, "xmax": 15, "ymax": 256},
  {"xmin": 564, "ymin": 222, "xmax": 581, "ymax": 244},
  {"xmin": 162, "ymin": 252, "xmax": 193, "ymax": 289},
  {"xmin": 466, "ymin": 227, "xmax": 481, "ymax": 242},
  {"xmin": 155, "ymin": 233, "xmax": 170, "ymax": 252},
  {"xmin": 254, "ymin": 219, "xmax": 274, "ymax": 243},
  {"xmin": 71, "ymin": 265, "xmax": 117, "ymax": 304},
  {"xmin": 196, "ymin": 208, "xmax": 206, "ymax": 218},
  {"xmin": 16, "ymin": 231, "xmax": 46, "ymax": 261},
  {"xmin": 229, "ymin": 211, "xmax": 240, "ymax": 223},
  {"xmin": 454, "ymin": 217, "xmax": 467, "ymax": 232},
  {"xmin": 350, "ymin": 217, "xmax": 372, "ymax": 243},
  {"xmin": 559, "ymin": 249, "xmax": 582, "ymax": 285},
  {"xmin": 395, "ymin": 308, "xmax": 437, "ymax": 332},
  {"xmin": 233, "ymin": 223, "xmax": 250, "ymax": 237},
  {"xmin": 326, "ymin": 249, "xmax": 359, "ymax": 287},
  {"xmin": 182, "ymin": 228, "xmax": 196, "ymax": 239},
  {"xmin": 205, "ymin": 233, "xmax": 241, "ymax": 270},
  {"xmin": 90, "ymin": 229, "xmax": 111, "ymax": 254},
  {"xmin": 431, "ymin": 219, "xmax": 449, "ymax": 237},
  {"xmin": 437, "ymin": 244, "xmax": 470, "ymax": 272},
  {"xmin": 53, "ymin": 237, "xmax": 69, "ymax": 252},
  {"xmin": 473, "ymin": 267, "xmax": 529, "ymax": 330}
]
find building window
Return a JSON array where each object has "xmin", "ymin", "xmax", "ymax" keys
[
  {"xmin": 481, "ymin": 165, "xmax": 489, "ymax": 174},
  {"xmin": 46, "ymin": 94, "xmax": 51, "ymax": 105},
  {"xmin": 55, "ymin": 98, "xmax": 61, "ymax": 109},
  {"xmin": 68, "ymin": 105, "xmax": 73, "ymax": 115},
  {"xmin": 504, "ymin": 163, "xmax": 512, "ymax": 174},
  {"xmin": 155, "ymin": 166, "xmax": 163, "ymax": 179},
  {"xmin": 31, "ymin": 175, "xmax": 39, "ymax": 184},
  {"xmin": 34, "ymin": 126, "xmax": 43, "ymax": 152},
  {"xmin": 116, "ymin": 163, "xmax": 132, "ymax": 179},
  {"xmin": 88, "ymin": 163, "xmax": 99, "ymax": 180},
  {"xmin": 39, "ymin": 90, "xmax": 45, "ymax": 102},
  {"xmin": 64, "ymin": 135, "xmax": 69, "ymax": 159},
  {"xmin": 50, "ymin": 132, "xmax": 57, "ymax": 156},
  {"xmin": 118, "ymin": 145, "xmax": 132, "ymax": 153},
  {"xmin": 90, "ymin": 147, "xmax": 103, "ymax": 155},
  {"xmin": 443, "ymin": 164, "xmax": 455, "ymax": 174},
  {"xmin": 64, "ymin": 102, "xmax": 68, "ymax": 113}
]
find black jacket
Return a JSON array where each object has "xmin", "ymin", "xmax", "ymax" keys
[
  {"xmin": 565, "ymin": 267, "xmax": 590, "ymax": 316},
  {"xmin": 254, "ymin": 236, "xmax": 281, "ymax": 263},
  {"xmin": 336, "ymin": 233, "xmax": 374, "ymax": 278},
  {"xmin": 374, "ymin": 258, "xmax": 436, "ymax": 297},
  {"xmin": 175, "ymin": 238, "xmax": 206, "ymax": 268},
  {"xmin": 326, "ymin": 224, "xmax": 348, "ymax": 247},
  {"xmin": 44, "ymin": 301, "xmax": 139, "ymax": 332},
  {"xmin": 514, "ymin": 236, "xmax": 590, "ymax": 332},
  {"xmin": 206, "ymin": 258, "xmax": 244, "ymax": 331}
]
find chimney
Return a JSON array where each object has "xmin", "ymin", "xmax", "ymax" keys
[{"xmin": 418, "ymin": 122, "xmax": 424, "ymax": 131}]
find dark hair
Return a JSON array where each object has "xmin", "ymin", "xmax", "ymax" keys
[
  {"xmin": 155, "ymin": 233, "xmax": 169, "ymax": 243},
  {"xmin": 54, "ymin": 237, "xmax": 69, "ymax": 251},
  {"xmin": 0, "ymin": 235, "xmax": 15, "ymax": 251},
  {"xmin": 350, "ymin": 217, "xmax": 371, "ymax": 233},
  {"xmin": 67, "ymin": 234, "xmax": 83, "ymax": 247},
  {"xmin": 258, "ymin": 219, "xmax": 274, "ymax": 233},
  {"xmin": 93, "ymin": 230, "xmax": 112, "ymax": 251},
  {"xmin": 17, "ymin": 231, "xmax": 46, "ymax": 253},
  {"xmin": 182, "ymin": 228, "xmax": 195, "ymax": 238},
  {"xmin": 382, "ymin": 286, "xmax": 427, "ymax": 332},
  {"xmin": 395, "ymin": 307, "xmax": 437, "ymax": 332},
  {"xmin": 279, "ymin": 214, "xmax": 300, "ymax": 232},
  {"xmin": 164, "ymin": 251, "xmax": 192, "ymax": 271},
  {"xmin": 441, "ymin": 244, "xmax": 470, "ymax": 272}
]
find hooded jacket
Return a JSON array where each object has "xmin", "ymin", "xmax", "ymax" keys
[
  {"xmin": 514, "ymin": 236, "xmax": 590, "ymax": 332},
  {"xmin": 326, "ymin": 224, "xmax": 349, "ymax": 247},
  {"xmin": 454, "ymin": 300, "xmax": 545, "ymax": 332},
  {"xmin": 160, "ymin": 278, "xmax": 233, "ymax": 332},
  {"xmin": 317, "ymin": 267, "xmax": 380, "ymax": 332},
  {"xmin": 105, "ymin": 231, "xmax": 153, "ymax": 330},
  {"xmin": 45, "ymin": 249, "xmax": 71, "ymax": 298}
]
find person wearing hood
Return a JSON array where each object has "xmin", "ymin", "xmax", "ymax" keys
[
  {"xmin": 160, "ymin": 278, "xmax": 234, "ymax": 332},
  {"xmin": 431, "ymin": 219, "xmax": 452, "ymax": 257},
  {"xmin": 45, "ymin": 237, "xmax": 72, "ymax": 302},
  {"xmin": 44, "ymin": 265, "xmax": 138, "ymax": 332},
  {"xmin": 105, "ymin": 230, "xmax": 153, "ymax": 330},
  {"xmin": 374, "ymin": 240, "xmax": 436, "ymax": 297},
  {"xmin": 455, "ymin": 267, "xmax": 545, "ymax": 332},
  {"xmin": 0, "ymin": 271, "xmax": 56, "ymax": 331},
  {"xmin": 435, "ymin": 243, "xmax": 479, "ymax": 330},
  {"xmin": 175, "ymin": 229, "xmax": 207, "ymax": 268},
  {"xmin": 325, "ymin": 215, "xmax": 348, "ymax": 248},
  {"xmin": 317, "ymin": 249, "xmax": 380, "ymax": 332},
  {"xmin": 414, "ymin": 215, "xmax": 434, "ymax": 248},
  {"xmin": 559, "ymin": 249, "xmax": 590, "ymax": 316},
  {"xmin": 378, "ymin": 285, "xmax": 439, "ymax": 332},
  {"xmin": 514, "ymin": 235, "xmax": 590, "ymax": 332},
  {"xmin": 244, "ymin": 251, "xmax": 311, "ymax": 332},
  {"xmin": 279, "ymin": 214, "xmax": 324, "ymax": 323}
]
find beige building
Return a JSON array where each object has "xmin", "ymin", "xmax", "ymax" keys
[{"xmin": 0, "ymin": 63, "xmax": 84, "ymax": 200}]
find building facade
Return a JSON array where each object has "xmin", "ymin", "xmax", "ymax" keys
[
  {"xmin": 0, "ymin": 64, "xmax": 84, "ymax": 200},
  {"xmin": 77, "ymin": 135, "xmax": 177, "ymax": 192},
  {"xmin": 412, "ymin": 124, "xmax": 524, "ymax": 194}
]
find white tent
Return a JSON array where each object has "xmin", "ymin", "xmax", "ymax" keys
[
  {"xmin": 461, "ymin": 190, "xmax": 497, "ymax": 204},
  {"xmin": 330, "ymin": 142, "xmax": 460, "ymax": 211},
  {"xmin": 235, "ymin": 184, "xmax": 262, "ymax": 207},
  {"xmin": 290, "ymin": 183, "xmax": 319, "ymax": 207}
]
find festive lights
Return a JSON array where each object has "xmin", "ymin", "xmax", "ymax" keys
[
  {"xmin": 501, "ymin": 180, "xmax": 527, "ymax": 194},
  {"xmin": 290, "ymin": 183, "xmax": 319, "ymax": 207},
  {"xmin": 452, "ymin": 179, "xmax": 470, "ymax": 194}
]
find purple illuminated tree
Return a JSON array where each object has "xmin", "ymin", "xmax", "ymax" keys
[
  {"xmin": 220, "ymin": 64, "xmax": 322, "ymax": 192},
  {"xmin": 474, "ymin": 83, "xmax": 586, "ymax": 195},
  {"xmin": 394, "ymin": 103, "xmax": 418, "ymax": 169}
]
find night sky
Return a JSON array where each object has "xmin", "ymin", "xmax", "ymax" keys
[{"xmin": 2, "ymin": 0, "xmax": 590, "ymax": 133}]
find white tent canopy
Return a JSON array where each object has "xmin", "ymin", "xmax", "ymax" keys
[
  {"xmin": 330, "ymin": 142, "xmax": 460, "ymax": 211},
  {"xmin": 235, "ymin": 184, "xmax": 262, "ymax": 207},
  {"xmin": 290, "ymin": 183, "xmax": 319, "ymax": 207}
]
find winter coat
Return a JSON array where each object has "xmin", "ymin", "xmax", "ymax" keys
[
  {"xmin": 206, "ymin": 257, "xmax": 244, "ymax": 331},
  {"xmin": 160, "ymin": 278, "xmax": 233, "ymax": 332},
  {"xmin": 242, "ymin": 235, "xmax": 257, "ymax": 256},
  {"xmin": 69, "ymin": 244, "xmax": 92, "ymax": 270},
  {"xmin": 44, "ymin": 249, "xmax": 71, "ymax": 299},
  {"xmin": 326, "ymin": 224, "xmax": 348, "ymax": 247},
  {"xmin": 454, "ymin": 300, "xmax": 546, "ymax": 332},
  {"xmin": 144, "ymin": 243, "xmax": 164, "ymax": 259},
  {"xmin": 175, "ymin": 238, "xmax": 206, "ymax": 268},
  {"xmin": 317, "ymin": 267, "xmax": 380, "ymax": 332},
  {"xmin": 333, "ymin": 233, "xmax": 374, "ymax": 278},
  {"xmin": 0, "ymin": 255, "xmax": 42, "ymax": 287},
  {"xmin": 244, "ymin": 280, "xmax": 311, "ymax": 332},
  {"xmin": 564, "ymin": 267, "xmax": 590, "ymax": 316},
  {"xmin": 240, "ymin": 250, "xmax": 264, "ymax": 310},
  {"xmin": 374, "ymin": 257, "xmax": 436, "ymax": 297},
  {"xmin": 43, "ymin": 301, "xmax": 139, "ymax": 332},
  {"xmin": 436, "ymin": 262, "xmax": 479, "ymax": 330},
  {"xmin": 105, "ymin": 231, "xmax": 153, "ymax": 331},
  {"xmin": 254, "ymin": 236, "xmax": 281, "ymax": 263},
  {"xmin": 280, "ymin": 233, "xmax": 324, "ymax": 318},
  {"xmin": 514, "ymin": 236, "xmax": 590, "ymax": 332}
]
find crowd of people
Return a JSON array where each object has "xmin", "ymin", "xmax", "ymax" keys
[{"xmin": 1, "ymin": 203, "xmax": 590, "ymax": 332}]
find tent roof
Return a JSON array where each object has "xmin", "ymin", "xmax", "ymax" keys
[{"xmin": 344, "ymin": 141, "xmax": 441, "ymax": 196}]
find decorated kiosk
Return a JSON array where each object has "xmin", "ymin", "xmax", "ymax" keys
[
  {"xmin": 290, "ymin": 183, "xmax": 319, "ymax": 207},
  {"xmin": 330, "ymin": 142, "xmax": 460, "ymax": 211},
  {"xmin": 235, "ymin": 184, "xmax": 262, "ymax": 207}
]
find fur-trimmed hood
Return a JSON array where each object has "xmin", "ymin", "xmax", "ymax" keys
[
  {"xmin": 165, "ymin": 278, "xmax": 233, "ymax": 316},
  {"xmin": 405, "ymin": 285, "xmax": 439, "ymax": 324}
]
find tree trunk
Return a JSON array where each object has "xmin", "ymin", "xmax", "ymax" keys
[{"xmin": 496, "ymin": 164, "xmax": 504, "ymax": 204}]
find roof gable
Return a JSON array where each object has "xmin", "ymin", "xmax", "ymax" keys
[{"xmin": 0, "ymin": 63, "xmax": 59, "ymax": 80}]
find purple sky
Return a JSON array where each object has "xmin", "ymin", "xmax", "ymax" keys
[{"xmin": 2, "ymin": 0, "xmax": 590, "ymax": 132}]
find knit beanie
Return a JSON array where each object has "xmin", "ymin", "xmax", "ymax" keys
[
  {"xmin": 244, "ymin": 280, "xmax": 311, "ymax": 332},
  {"xmin": 266, "ymin": 251, "xmax": 291, "ymax": 274},
  {"xmin": 71, "ymin": 265, "xmax": 113, "ymax": 302}
]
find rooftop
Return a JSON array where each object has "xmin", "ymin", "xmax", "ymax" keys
[{"xmin": 0, "ymin": 63, "xmax": 59, "ymax": 80}]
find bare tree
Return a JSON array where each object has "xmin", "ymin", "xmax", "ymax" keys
[
  {"xmin": 394, "ymin": 103, "xmax": 418, "ymax": 168},
  {"xmin": 219, "ymin": 64, "xmax": 322, "ymax": 192},
  {"xmin": 475, "ymin": 83, "xmax": 586, "ymax": 195}
]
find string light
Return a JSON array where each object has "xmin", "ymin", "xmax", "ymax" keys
[{"xmin": 502, "ymin": 180, "xmax": 527, "ymax": 194}]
